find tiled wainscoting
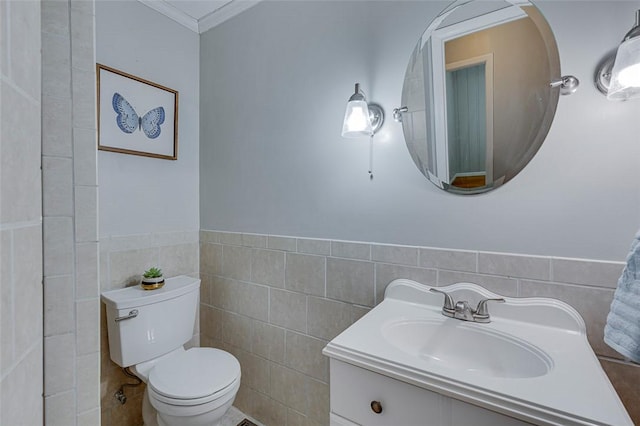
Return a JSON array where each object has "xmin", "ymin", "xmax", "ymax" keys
[
  {"xmin": 99, "ymin": 231, "xmax": 199, "ymax": 426},
  {"xmin": 200, "ymin": 230, "xmax": 640, "ymax": 426}
]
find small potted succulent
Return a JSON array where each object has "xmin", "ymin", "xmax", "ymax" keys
[{"xmin": 141, "ymin": 267, "xmax": 165, "ymax": 290}]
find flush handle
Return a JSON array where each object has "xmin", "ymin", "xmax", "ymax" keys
[
  {"xmin": 115, "ymin": 309, "xmax": 138, "ymax": 322},
  {"xmin": 370, "ymin": 400, "xmax": 383, "ymax": 414}
]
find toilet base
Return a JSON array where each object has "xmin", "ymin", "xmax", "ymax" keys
[
  {"xmin": 142, "ymin": 387, "xmax": 237, "ymax": 426},
  {"xmin": 142, "ymin": 388, "xmax": 159, "ymax": 426}
]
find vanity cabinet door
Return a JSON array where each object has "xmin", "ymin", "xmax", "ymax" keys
[
  {"xmin": 330, "ymin": 360, "xmax": 443, "ymax": 425},
  {"xmin": 450, "ymin": 399, "xmax": 534, "ymax": 426},
  {"xmin": 329, "ymin": 359, "xmax": 534, "ymax": 426}
]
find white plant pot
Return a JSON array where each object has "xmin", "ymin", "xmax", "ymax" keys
[{"xmin": 141, "ymin": 275, "xmax": 165, "ymax": 290}]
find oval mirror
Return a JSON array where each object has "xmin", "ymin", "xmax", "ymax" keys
[{"xmin": 400, "ymin": 0, "xmax": 562, "ymax": 194}]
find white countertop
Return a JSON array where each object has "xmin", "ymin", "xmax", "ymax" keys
[{"xmin": 323, "ymin": 279, "xmax": 632, "ymax": 426}]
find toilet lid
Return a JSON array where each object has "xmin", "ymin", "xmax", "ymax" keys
[{"xmin": 149, "ymin": 348, "xmax": 240, "ymax": 400}]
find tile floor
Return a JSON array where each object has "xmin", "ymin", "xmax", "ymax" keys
[{"xmin": 221, "ymin": 406, "xmax": 263, "ymax": 426}]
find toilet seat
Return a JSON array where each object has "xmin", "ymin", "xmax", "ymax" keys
[{"xmin": 148, "ymin": 347, "xmax": 241, "ymax": 407}]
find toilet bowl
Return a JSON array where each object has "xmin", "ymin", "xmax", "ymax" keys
[
  {"xmin": 101, "ymin": 276, "xmax": 241, "ymax": 426},
  {"xmin": 138, "ymin": 347, "xmax": 241, "ymax": 426}
]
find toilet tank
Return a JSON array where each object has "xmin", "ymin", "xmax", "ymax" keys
[{"xmin": 101, "ymin": 275, "xmax": 200, "ymax": 367}]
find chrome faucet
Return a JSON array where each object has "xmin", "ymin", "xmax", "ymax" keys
[{"xmin": 430, "ymin": 288, "xmax": 504, "ymax": 323}]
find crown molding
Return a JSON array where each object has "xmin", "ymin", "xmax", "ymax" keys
[
  {"xmin": 198, "ymin": 1, "xmax": 261, "ymax": 33},
  {"xmin": 137, "ymin": 0, "xmax": 261, "ymax": 34},
  {"xmin": 137, "ymin": 0, "xmax": 199, "ymax": 33}
]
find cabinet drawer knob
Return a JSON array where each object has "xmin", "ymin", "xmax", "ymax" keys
[{"xmin": 370, "ymin": 400, "xmax": 383, "ymax": 414}]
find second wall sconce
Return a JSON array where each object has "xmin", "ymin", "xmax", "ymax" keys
[
  {"xmin": 341, "ymin": 83, "xmax": 384, "ymax": 179},
  {"xmin": 596, "ymin": 10, "xmax": 640, "ymax": 100}
]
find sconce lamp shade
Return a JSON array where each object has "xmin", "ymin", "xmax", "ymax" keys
[
  {"xmin": 342, "ymin": 83, "xmax": 373, "ymax": 137},
  {"xmin": 342, "ymin": 99, "xmax": 373, "ymax": 137},
  {"xmin": 607, "ymin": 36, "xmax": 640, "ymax": 100},
  {"xmin": 596, "ymin": 10, "xmax": 640, "ymax": 100},
  {"xmin": 341, "ymin": 83, "xmax": 385, "ymax": 138}
]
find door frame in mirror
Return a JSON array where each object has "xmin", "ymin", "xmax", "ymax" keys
[
  {"xmin": 430, "ymin": 6, "xmax": 525, "ymax": 188},
  {"xmin": 445, "ymin": 54, "xmax": 494, "ymax": 186}
]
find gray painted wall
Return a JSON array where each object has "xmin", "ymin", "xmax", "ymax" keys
[
  {"xmin": 97, "ymin": 1, "xmax": 200, "ymax": 237},
  {"xmin": 200, "ymin": 1, "xmax": 640, "ymax": 261}
]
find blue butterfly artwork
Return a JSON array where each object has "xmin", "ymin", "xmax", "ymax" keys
[{"xmin": 112, "ymin": 92, "xmax": 165, "ymax": 139}]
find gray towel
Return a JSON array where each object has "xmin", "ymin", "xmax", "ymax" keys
[{"xmin": 604, "ymin": 230, "xmax": 640, "ymax": 363}]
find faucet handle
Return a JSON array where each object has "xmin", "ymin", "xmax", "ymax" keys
[
  {"xmin": 429, "ymin": 288, "xmax": 455, "ymax": 311},
  {"xmin": 475, "ymin": 298, "xmax": 505, "ymax": 316}
]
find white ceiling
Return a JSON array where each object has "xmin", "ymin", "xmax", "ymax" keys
[{"xmin": 138, "ymin": 0, "xmax": 260, "ymax": 33}]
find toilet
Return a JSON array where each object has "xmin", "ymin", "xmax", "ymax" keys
[{"xmin": 102, "ymin": 275, "xmax": 241, "ymax": 426}]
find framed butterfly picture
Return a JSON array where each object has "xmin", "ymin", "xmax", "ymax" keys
[{"xmin": 97, "ymin": 64, "xmax": 178, "ymax": 160}]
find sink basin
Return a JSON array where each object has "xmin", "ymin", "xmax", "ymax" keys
[
  {"xmin": 381, "ymin": 319, "xmax": 553, "ymax": 379},
  {"xmin": 324, "ymin": 279, "xmax": 634, "ymax": 425}
]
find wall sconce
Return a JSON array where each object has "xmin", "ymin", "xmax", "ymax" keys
[
  {"xmin": 596, "ymin": 10, "xmax": 640, "ymax": 100},
  {"xmin": 341, "ymin": 83, "xmax": 384, "ymax": 179}
]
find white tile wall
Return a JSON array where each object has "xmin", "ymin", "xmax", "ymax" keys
[
  {"xmin": 42, "ymin": 1, "xmax": 100, "ymax": 424},
  {"xmin": 100, "ymin": 231, "xmax": 200, "ymax": 290},
  {"xmin": 0, "ymin": 1, "xmax": 43, "ymax": 424}
]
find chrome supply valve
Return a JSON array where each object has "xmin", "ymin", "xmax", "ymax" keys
[{"xmin": 429, "ymin": 288, "xmax": 504, "ymax": 323}]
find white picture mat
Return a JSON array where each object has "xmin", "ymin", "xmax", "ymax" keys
[{"xmin": 98, "ymin": 67, "xmax": 176, "ymax": 158}]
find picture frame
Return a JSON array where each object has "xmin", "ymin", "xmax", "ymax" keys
[{"xmin": 97, "ymin": 64, "xmax": 178, "ymax": 160}]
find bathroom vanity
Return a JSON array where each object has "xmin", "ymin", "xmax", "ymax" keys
[
  {"xmin": 322, "ymin": 280, "xmax": 632, "ymax": 426},
  {"xmin": 328, "ymin": 358, "xmax": 533, "ymax": 426}
]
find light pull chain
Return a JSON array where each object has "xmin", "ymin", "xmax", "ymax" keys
[{"xmin": 368, "ymin": 134, "xmax": 374, "ymax": 180}]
